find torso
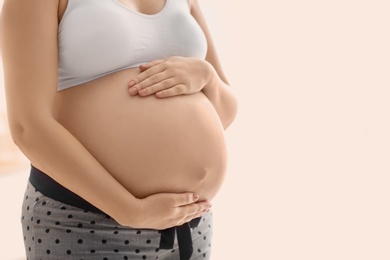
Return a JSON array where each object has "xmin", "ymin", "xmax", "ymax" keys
[{"xmin": 53, "ymin": 0, "xmax": 227, "ymax": 201}]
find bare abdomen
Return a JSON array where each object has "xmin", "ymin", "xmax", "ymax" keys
[{"xmin": 53, "ymin": 67, "xmax": 227, "ymax": 201}]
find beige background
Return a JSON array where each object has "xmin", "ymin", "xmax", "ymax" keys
[{"xmin": 1, "ymin": 0, "xmax": 390, "ymax": 259}]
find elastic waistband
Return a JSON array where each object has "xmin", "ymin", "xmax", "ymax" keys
[
  {"xmin": 29, "ymin": 164, "xmax": 106, "ymax": 215},
  {"xmin": 28, "ymin": 164, "xmax": 201, "ymax": 260}
]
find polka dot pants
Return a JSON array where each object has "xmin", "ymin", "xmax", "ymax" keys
[{"xmin": 21, "ymin": 181, "xmax": 213, "ymax": 259}]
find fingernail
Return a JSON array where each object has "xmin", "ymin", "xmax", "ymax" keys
[
  {"xmin": 128, "ymin": 80, "xmax": 135, "ymax": 87},
  {"xmin": 193, "ymin": 194, "xmax": 200, "ymax": 201}
]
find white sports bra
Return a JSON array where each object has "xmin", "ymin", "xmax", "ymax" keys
[{"xmin": 57, "ymin": 0, "xmax": 208, "ymax": 91}]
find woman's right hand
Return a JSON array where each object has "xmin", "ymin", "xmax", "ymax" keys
[{"xmin": 120, "ymin": 192, "xmax": 211, "ymax": 230}]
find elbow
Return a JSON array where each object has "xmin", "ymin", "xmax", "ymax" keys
[
  {"xmin": 221, "ymin": 94, "xmax": 238, "ymax": 130},
  {"xmin": 8, "ymin": 116, "xmax": 52, "ymax": 149},
  {"xmin": 8, "ymin": 120, "xmax": 28, "ymax": 148}
]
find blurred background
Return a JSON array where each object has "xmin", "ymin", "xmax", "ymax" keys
[{"xmin": 1, "ymin": 0, "xmax": 390, "ymax": 259}]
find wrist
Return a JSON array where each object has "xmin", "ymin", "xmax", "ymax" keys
[{"xmin": 114, "ymin": 195, "xmax": 144, "ymax": 228}]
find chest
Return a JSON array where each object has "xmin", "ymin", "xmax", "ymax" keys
[
  {"xmin": 57, "ymin": 0, "xmax": 207, "ymax": 85},
  {"xmin": 58, "ymin": 0, "xmax": 181, "ymax": 22}
]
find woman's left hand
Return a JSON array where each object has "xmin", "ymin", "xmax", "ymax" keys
[{"xmin": 128, "ymin": 56, "xmax": 212, "ymax": 98}]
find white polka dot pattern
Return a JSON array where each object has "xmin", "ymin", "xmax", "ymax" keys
[{"xmin": 21, "ymin": 181, "xmax": 213, "ymax": 259}]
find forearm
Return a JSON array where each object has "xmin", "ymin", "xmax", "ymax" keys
[
  {"xmin": 202, "ymin": 61, "xmax": 238, "ymax": 130},
  {"xmin": 12, "ymin": 118, "xmax": 140, "ymax": 225}
]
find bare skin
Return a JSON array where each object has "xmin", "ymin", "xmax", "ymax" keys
[
  {"xmin": 53, "ymin": 66, "xmax": 227, "ymax": 201},
  {"xmin": 1, "ymin": 0, "xmax": 237, "ymax": 229}
]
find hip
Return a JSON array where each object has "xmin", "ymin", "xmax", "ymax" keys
[{"xmin": 21, "ymin": 178, "xmax": 213, "ymax": 259}]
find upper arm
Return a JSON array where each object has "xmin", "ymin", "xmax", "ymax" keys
[
  {"xmin": 189, "ymin": 0, "xmax": 230, "ymax": 86},
  {"xmin": 0, "ymin": 0, "xmax": 59, "ymax": 138}
]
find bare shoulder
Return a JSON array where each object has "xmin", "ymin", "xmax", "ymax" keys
[
  {"xmin": 1, "ymin": 0, "xmax": 59, "ymax": 14},
  {"xmin": 1, "ymin": 0, "xmax": 59, "ymax": 30}
]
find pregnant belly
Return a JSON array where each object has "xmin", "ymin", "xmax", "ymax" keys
[{"xmin": 53, "ymin": 67, "xmax": 227, "ymax": 201}]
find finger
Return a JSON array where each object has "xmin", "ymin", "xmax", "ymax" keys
[
  {"xmin": 139, "ymin": 78, "xmax": 177, "ymax": 96},
  {"xmin": 135, "ymin": 72, "xmax": 171, "ymax": 95},
  {"xmin": 129, "ymin": 62, "xmax": 165, "ymax": 85},
  {"xmin": 178, "ymin": 201, "xmax": 210, "ymax": 217},
  {"xmin": 172, "ymin": 193, "xmax": 200, "ymax": 207},
  {"xmin": 139, "ymin": 59, "xmax": 165, "ymax": 71},
  {"xmin": 128, "ymin": 65, "xmax": 167, "ymax": 95},
  {"xmin": 156, "ymin": 84, "xmax": 186, "ymax": 98},
  {"xmin": 131, "ymin": 71, "xmax": 165, "ymax": 95}
]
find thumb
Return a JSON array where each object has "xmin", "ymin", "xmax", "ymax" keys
[{"xmin": 174, "ymin": 193, "xmax": 200, "ymax": 206}]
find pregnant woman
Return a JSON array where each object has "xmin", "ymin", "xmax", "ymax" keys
[{"xmin": 1, "ymin": 0, "xmax": 237, "ymax": 259}]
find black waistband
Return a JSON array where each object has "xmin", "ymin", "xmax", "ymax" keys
[
  {"xmin": 29, "ymin": 164, "xmax": 106, "ymax": 215},
  {"xmin": 29, "ymin": 164, "xmax": 200, "ymax": 260}
]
